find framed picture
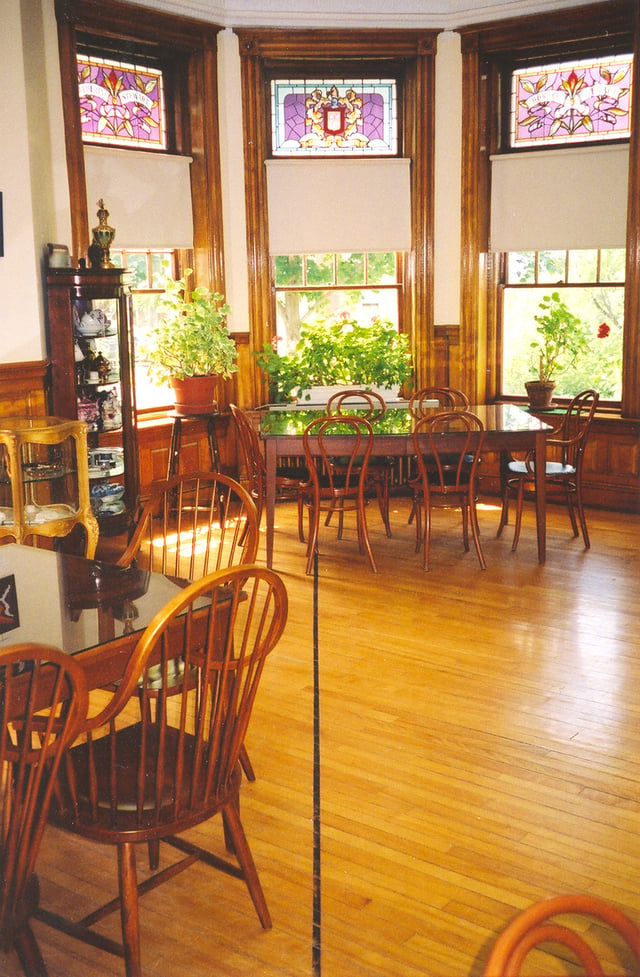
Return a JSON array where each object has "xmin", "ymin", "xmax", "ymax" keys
[{"xmin": 0, "ymin": 573, "xmax": 19, "ymax": 635}]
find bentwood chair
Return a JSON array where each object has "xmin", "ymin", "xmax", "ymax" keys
[
  {"xmin": 408, "ymin": 385, "xmax": 470, "ymax": 416},
  {"xmin": 482, "ymin": 894, "xmax": 640, "ymax": 976},
  {"xmin": 298, "ymin": 414, "xmax": 377, "ymax": 574},
  {"xmin": 326, "ymin": 388, "xmax": 393, "ymax": 537},
  {"xmin": 40, "ymin": 565, "xmax": 288, "ymax": 977},
  {"xmin": 497, "ymin": 389, "xmax": 599, "ymax": 550},
  {"xmin": 0, "ymin": 644, "xmax": 88, "ymax": 977},
  {"xmin": 410, "ymin": 410, "xmax": 486, "ymax": 570},
  {"xmin": 230, "ymin": 404, "xmax": 305, "ymax": 527}
]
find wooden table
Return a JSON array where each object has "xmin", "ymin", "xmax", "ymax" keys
[{"xmin": 259, "ymin": 403, "xmax": 553, "ymax": 567}]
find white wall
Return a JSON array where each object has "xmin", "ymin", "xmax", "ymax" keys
[
  {"xmin": 0, "ymin": 0, "xmax": 71, "ymax": 361},
  {"xmin": 0, "ymin": 2, "xmax": 463, "ymax": 359}
]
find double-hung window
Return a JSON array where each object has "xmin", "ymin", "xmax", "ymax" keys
[{"xmin": 493, "ymin": 52, "xmax": 633, "ymax": 402}]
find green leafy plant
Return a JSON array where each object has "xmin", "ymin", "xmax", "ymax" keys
[
  {"xmin": 144, "ymin": 272, "xmax": 237, "ymax": 384},
  {"xmin": 530, "ymin": 292, "xmax": 590, "ymax": 382},
  {"xmin": 255, "ymin": 314, "xmax": 413, "ymax": 402}
]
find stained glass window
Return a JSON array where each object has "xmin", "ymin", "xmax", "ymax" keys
[
  {"xmin": 271, "ymin": 79, "xmax": 397, "ymax": 156},
  {"xmin": 77, "ymin": 55, "xmax": 166, "ymax": 149},
  {"xmin": 511, "ymin": 54, "xmax": 632, "ymax": 148}
]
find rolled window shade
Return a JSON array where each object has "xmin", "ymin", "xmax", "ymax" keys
[
  {"xmin": 84, "ymin": 145, "xmax": 194, "ymax": 249},
  {"xmin": 266, "ymin": 158, "xmax": 412, "ymax": 254},
  {"xmin": 490, "ymin": 144, "xmax": 629, "ymax": 252}
]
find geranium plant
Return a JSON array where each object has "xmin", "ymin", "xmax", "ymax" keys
[
  {"xmin": 144, "ymin": 272, "xmax": 237, "ymax": 384},
  {"xmin": 530, "ymin": 291, "xmax": 590, "ymax": 382},
  {"xmin": 255, "ymin": 314, "xmax": 414, "ymax": 402}
]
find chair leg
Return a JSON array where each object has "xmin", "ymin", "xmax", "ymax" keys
[
  {"xmin": 511, "ymin": 478, "xmax": 525, "ymax": 552},
  {"xmin": 469, "ymin": 500, "xmax": 487, "ymax": 570},
  {"xmin": 147, "ymin": 839, "xmax": 160, "ymax": 871},
  {"xmin": 240, "ymin": 743, "xmax": 256, "ymax": 782},
  {"xmin": 221, "ymin": 798, "xmax": 272, "ymax": 929},
  {"xmin": 14, "ymin": 923, "xmax": 49, "ymax": 977},
  {"xmin": 461, "ymin": 504, "xmax": 470, "ymax": 552},
  {"xmin": 356, "ymin": 501, "xmax": 377, "ymax": 573},
  {"xmin": 496, "ymin": 486, "xmax": 509, "ymax": 537},
  {"xmin": 423, "ymin": 503, "xmax": 432, "ymax": 571},
  {"xmin": 305, "ymin": 505, "xmax": 320, "ymax": 575},
  {"xmin": 117, "ymin": 842, "xmax": 142, "ymax": 977},
  {"xmin": 571, "ymin": 482, "xmax": 591, "ymax": 548},
  {"xmin": 372, "ymin": 476, "xmax": 392, "ymax": 537}
]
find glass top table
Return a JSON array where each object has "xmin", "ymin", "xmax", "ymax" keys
[
  {"xmin": 0, "ymin": 543, "xmax": 188, "ymax": 689},
  {"xmin": 259, "ymin": 403, "xmax": 553, "ymax": 566}
]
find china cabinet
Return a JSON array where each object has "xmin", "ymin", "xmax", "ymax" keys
[
  {"xmin": 0, "ymin": 416, "xmax": 99, "ymax": 555},
  {"xmin": 46, "ymin": 267, "xmax": 140, "ymax": 534}
]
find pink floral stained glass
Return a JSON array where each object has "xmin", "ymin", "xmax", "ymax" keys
[
  {"xmin": 77, "ymin": 55, "xmax": 166, "ymax": 149},
  {"xmin": 511, "ymin": 54, "xmax": 632, "ymax": 148}
]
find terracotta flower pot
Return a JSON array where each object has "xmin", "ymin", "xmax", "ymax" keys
[
  {"xmin": 170, "ymin": 375, "xmax": 218, "ymax": 415},
  {"xmin": 525, "ymin": 380, "xmax": 555, "ymax": 410}
]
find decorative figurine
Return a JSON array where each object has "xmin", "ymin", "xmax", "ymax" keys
[{"xmin": 90, "ymin": 199, "xmax": 116, "ymax": 269}]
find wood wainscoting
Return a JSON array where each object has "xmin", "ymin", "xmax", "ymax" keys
[{"xmin": 0, "ymin": 361, "xmax": 49, "ymax": 419}]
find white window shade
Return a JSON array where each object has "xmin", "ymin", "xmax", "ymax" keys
[
  {"xmin": 490, "ymin": 144, "xmax": 629, "ymax": 252},
  {"xmin": 266, "ymin": 158, "xmax": 412, "ymax": 255},
  {"xmin": 84, "ymin": 146, "xmax": 194, "ymax": 249}
]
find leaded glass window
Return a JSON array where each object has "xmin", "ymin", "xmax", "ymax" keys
[
  {"xmin": 271, "ymin": 79, "xmax": 397, "ymax": 156},
  {"xmin": 77, "ymin": 54, "xmax": 166, "ymax": 149},
  {"xmin": 511, "ymin": 54, "xmax": 632, "ymax": 148}
]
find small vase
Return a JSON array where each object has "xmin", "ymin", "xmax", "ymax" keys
[
  {"xmin": 525, "ymin": 380, "xmax": 555, "ymax": 410},
  {"xmin": 171, "ymin": 375, "xmax": 218, "ymax": 415}
]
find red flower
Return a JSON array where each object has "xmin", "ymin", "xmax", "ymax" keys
[{"xmin": 598, "ymin": 322, "xmax": 610, "ymax": 339}]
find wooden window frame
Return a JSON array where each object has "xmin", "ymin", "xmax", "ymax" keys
[
  {"xmin": 235, "ymin": 28, "xmax": 439, "ymax": 405},
  {"xmin": 54, "ymin": 0, "xmax": 226, "ymax": 295},
  {"xmin": 459, "ymin": 0, "xmax": 640, "ymax": 418}
]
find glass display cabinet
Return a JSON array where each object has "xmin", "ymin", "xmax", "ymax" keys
[
  {"xmin": 46, "ymin": 267, "xmax": 140, "ymax": 535},
  {"xmin": 0, "ymin": 417, "xmax": 99, "ymax": 555}
]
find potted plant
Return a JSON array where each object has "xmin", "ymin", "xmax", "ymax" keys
[
  {"xmin": 255, "ymin": 314, "xmax": 413, "ymax": 403},
  {"xmin": 144, "ymin": 271, "xmax": 237, "ymax": 414},
  {"xmin": 525, "ymin": 292, "xmax": 589, "ymax": 409}
]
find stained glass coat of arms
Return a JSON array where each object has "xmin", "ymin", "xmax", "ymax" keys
[
  {"xmin": 271, "ymin": 79, "xmax": 397, "ymax": 155},
  {"xmin": 77, "ymin": 55, "xmax": 166, "ymax": 149}
]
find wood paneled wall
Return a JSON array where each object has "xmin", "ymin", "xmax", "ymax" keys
[{"xmin": 4, "ymin": 359, "xmax": 638, "ymax": 511}]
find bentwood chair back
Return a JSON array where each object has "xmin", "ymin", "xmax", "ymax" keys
[
  {"xmin": 299, "ymin": 414, "xmax": 377, "ymax": 574},
  {"xmin": 230, "ymin": 404, "xmax": 303, "ymax": 527},
  {"xmin": 497, "ymin": 388, "xmax": 599, "ymax": 550},
  {"xmin": 411, "ymin": 410, "xmax": 486, "ymax": 570},
  {"xmin": 482, "ymin": 894, "xmax": 640, "ymax": 975},
  {"xmin": 408, "ymin": 386, "xmax": 469, "ymax": 416},
  {"xmin": 0, "ymin": 643, "xmax": 87, "ymax": 977},
  {"xmin": 41, "ymin": 565, "xmax": 288, "ymax": 977},
  {"xmin": 117, "ymin": 471, "xmax": 259, "ymax": 578},
  {"xmin": 326, "ymin": 388, "xmax": 393, "ymax": 537}
]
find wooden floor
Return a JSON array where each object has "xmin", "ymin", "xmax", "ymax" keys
[{"xmin": 8, "ymin": 497, "xmax": 640, "ymax": 976}]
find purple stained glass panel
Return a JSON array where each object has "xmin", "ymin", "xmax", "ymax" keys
[
  {"xmin": 272, "ymin": 79, "xmax": 397, "ymax": 155},
  {"xmin": 77, "ymin": 55, "xmax": 166, "ymax": 149},
  {"xmin": 512, "ymin": 54, "xmax": 632, "ymax": 148}
]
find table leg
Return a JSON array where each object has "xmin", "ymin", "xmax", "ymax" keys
[
  {"xmin": 534, "ymin": 429, "xmax": 547, "ymax": 564},
  {"xmin": 206, "ymin": 416, "xmax": 222, "ymax": 470},
  {"xmin": 166, "ymin": 417, "xmax": 182, "ymax": 480},
  {"xmin": 265, "ymin": 440, "xmax": 277, "ymax": 568}
]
